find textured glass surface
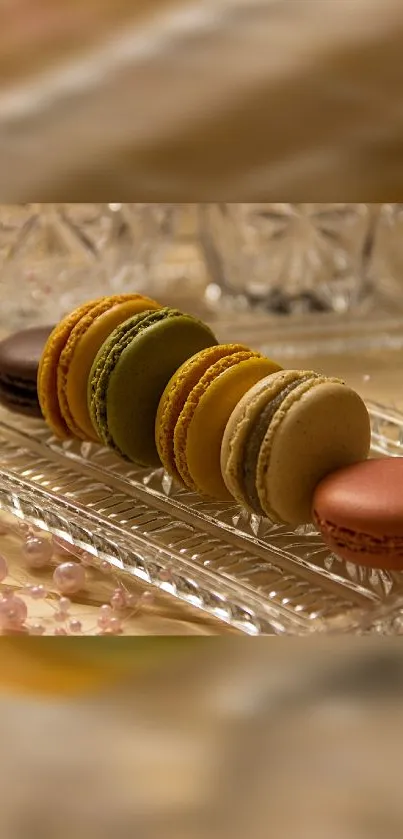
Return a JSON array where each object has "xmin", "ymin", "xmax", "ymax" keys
[
  {"xmin": 0, "ymin": 203, "xmax": 206, "ymax": 329},
  {"xmin": 200, "ymin": 203, "xmax": 376, "ymax": 314},
  {"xmin": 0, "ymin": 403, "xmax": 401, "ymax": 635},
  {"xmin": 0, "ymin": 203, "xmax": 103, "ymax": 327},
  {"xmin": 371, "ymin": 204, "xmax": 403, "ymax": 304},
  {"xmin": 2, "ymin": 202, "xmax": 403, "ymax": 333}
]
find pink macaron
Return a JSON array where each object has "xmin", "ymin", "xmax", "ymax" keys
[{"xmin": 312, "ymin": 458, "xmax": 403, "ymax": 570}]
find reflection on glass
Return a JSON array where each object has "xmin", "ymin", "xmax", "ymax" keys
[{"xmin": 200, "ymin": 203, "xmax": 374, "ymax": 314}]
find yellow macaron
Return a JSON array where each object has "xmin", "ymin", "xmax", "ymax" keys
[
  {"xmin": 38, "ymin": 299, "xmax": 99, "ymax": 439},
  {"xmin": 156, "ymin": 344, "xmax": 248, "ymax": 481},
  {"xmin": 156, "ymin": 345, "xmax": 282, "ymax": 500},
  {"xmin": 58, "ymin": 295, "xmax": 161, "ymax": 441},
  {"xmin": 38, "ymin": 295, "xmax": 160, "ymax": 441}
]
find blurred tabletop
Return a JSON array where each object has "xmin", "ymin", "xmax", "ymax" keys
[
  {"xmin": 1, "ymin": 0, "xmax": 403, "ymax": 200},
  {"xmin": 0, "ymin": 514, "xmax": 224, "ymax": 636}
]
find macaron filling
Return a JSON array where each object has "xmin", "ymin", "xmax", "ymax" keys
[
  {"xmin": 0, "ymin": 378, "xmax": 39, "ymax": 411},
  {"xmin": 242, "ymin": 376, "xmax": 313, "ymax": 515},
  {"xmin": 0, "ymin": 373, "xmax": 37, "ymax": 395},
  {"xmin": 90, "ymin": 308, "xmax": 181, "ymax": 448},
  {"xmin": 312, "ymin": 513, "xmax": 403, "ymax": 557}
]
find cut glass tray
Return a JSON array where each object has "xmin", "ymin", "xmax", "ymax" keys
[{"xmin": 0, "ymin": 402, "xmax": 401, "ymax": 635}]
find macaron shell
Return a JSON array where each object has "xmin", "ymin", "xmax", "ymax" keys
[
  {"xmin": 313, "ymin": 458, "xmax": 403, "ymax": 570},
  {"xmin": 0, "ymin": 325, "xmax": 54, "ymax": 418},
  {"xmin": 179, "ymin": 356, "xmax": 282, "ymax": 500},
  {"xmin": 88, "ymin": 308, "xmax": 179, "ymax": 444},
  {"xmin": 316, "ymin": 540, "xmax": 403, "ymax": 571},
  {"xmin": 314, "ymin": 517, "xmax": 403, "ymax": 571},
  {"xmin": 101, "ymin": 314, "xmax": 217, "ymax": 466},
  {"xmin": 57, "ymin": 296, "xmax": 131, "ymax": 439},
  {"xmin": 156, "ymin": 343, "xmax": 252, "ymax": 480},
  {"xmin": 62, "ymin": 296, "xmax": 161, "ymax": 441},
  {"xmin": 258, "ymin": 381, "xmax": 371, "ymax": 526},
  {"xmin": 221, "ymin": 370, "xmax": 310, "ymax": 508},
  {"xmin": 174, "ymin": 350, "xmax": 261, "ymax": 493},
  {"xmin": 38, "ymin": 299, "xmax": 100, "ymax": 438}
]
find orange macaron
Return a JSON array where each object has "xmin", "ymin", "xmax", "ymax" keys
[
  {"xmin": 156, "ymin": 344, "xmax": 282, "ymax": 500},
  {"xmin": 38, "ymin": 294, "xmax": 161, "ymax": 440}
]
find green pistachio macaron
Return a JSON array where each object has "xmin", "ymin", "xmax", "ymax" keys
[{"xmin": 88, "ymin": 307, "xmax": 217, "ymax": 466}]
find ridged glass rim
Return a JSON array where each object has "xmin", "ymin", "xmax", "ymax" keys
[{"xmin": 0, "ymin": 399, "xmax": 400, "ymax": 635}]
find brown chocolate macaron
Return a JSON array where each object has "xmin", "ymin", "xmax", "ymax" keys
[
  {"xmin": 313, "ymin": 458, "xmax": 403, "ymax": 570},
  {"xmin": 0, "ymin": 326, "xmax": 54, "ymax": 418}
]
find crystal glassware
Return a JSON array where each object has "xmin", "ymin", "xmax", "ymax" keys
[
  {"xmin": 370, "ymin": 204, "xmax": 403, "ymax": 308},
  {"xmin": 0, "ymin": 203, "xmax": 107, "ymax": 329},
  {"xmin": 199, "ymin": 203, "xmax": 376, "ymax": 315},
  {"xmin": 0, "ymin": 203, "xmax": 195, "ymax": 330},
  {"xmin": 104, "ymin": 203, "xmax": 209, "ymax": 314},
  {"xmin": 0, "ymin": 396, "xmax": 401, "ymax": 636}
]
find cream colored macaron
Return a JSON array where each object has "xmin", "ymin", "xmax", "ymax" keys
[{"xmin": 221, "ymin": 370, "xmax": 371, "ymax": 526}]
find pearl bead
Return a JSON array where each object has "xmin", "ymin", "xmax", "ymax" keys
[
  {"xmin": 69, "ymin": 620, "xmax": 82, "ymax": 633},
  {"xmin": 100, "ymin": 617, "xmax": 122, "ymax": 635},
  {"xmin": 53, "ymin": 562, "xmax": 86, "ymax": 595},
  {"xmin": 80, "ymin": 553, "xmax": 93, "ymax": 567},
  {"xmin": 125, "ymin": 593, "xmax": 138, "ymax": 609},
  {"xmin": 0, "ymin": 595, "xmax": 27, "ymax": 631},
  {"xmin": 100, "ymin": 560, "xmax": 110, "ymax": 573},
  {"xmin": 0, "ymin": 554, "xmax": 8, "ymax": 582},
  {"xmin": 28, "ymin": 585, "xmax": 47, "ymax": 600},
  {"xmin": 29, "ymin": 623, "xmax": 46, "ymax": 636},
  {"xmin": 58, "ymin": 597, "xmax": 71, "ymax": 614},
  {"xmin": 110, "ymin": 588, "xmax": 127, "ymax": 610},
  {"xmin": 54, "ymin": 627, "xmax": 68, "ymax": 636},
  {"xmin": 54, "ymin": 611, "xmax": 67, "ymax": 623},
  {"xmin": 97, "ymin": 604, "xmax": 113, "ymax": 629},
  {"xmin": 140, "ymin": 590, "xmax": 154, "ymax": 606},
  {"xmin": 23, "ymin": 536, "xmax": 53, "ymax": 569},
  {"xmin": 159, "ymin": 569, "xmax": 171, "ymax": 582}
]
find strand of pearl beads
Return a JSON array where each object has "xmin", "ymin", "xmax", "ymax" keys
[{"xmin": 0, "ymin": 520, "xmax": 155, "ymax": 636}]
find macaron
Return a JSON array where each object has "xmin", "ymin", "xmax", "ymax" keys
[
  {"xmin": 0, "ymin": 325, "xmax": 54, "ymax": 418},
  {"xmin": 38, "ymin": 298, "xmax": 99, "ymax": 438},
  {"xmin": 156, "ymin": 344, "xmax": 282, "ymax": 499},
  {"xmin": 57, "ymin": 294, "xmax": 161, "ymax": 441},
  {"xmin": 313, "ymin": 458, "xmax": 403, "ymax": 570},
  {"xmin": 89, "ymin": 307, "xmax": 218, "ymax": 467},
  {"xmin": 38, "ymin": 294, "xmax": 160, "ymax": 440},
  {"xmin": 221, "ymin": 369, "xmax": 371, "ymax": 526}
]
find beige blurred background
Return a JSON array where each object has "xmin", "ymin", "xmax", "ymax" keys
[
  {"xmin": 1, "ymin": 639, "xmax": 403, "ymax": 838},
  {"xmin": 1, "ymin": 0, "xmax": 403, "ymax": 200}
]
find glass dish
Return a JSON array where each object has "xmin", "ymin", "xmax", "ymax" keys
[
  {"xmin": 0, "ymin": 399, "xmax": 401, "ymax": 636},
  {"xmin": 199, "ymin": 203, "xmax": 375, "ymax": 313}
]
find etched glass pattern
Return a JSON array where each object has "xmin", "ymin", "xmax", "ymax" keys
[
  {"xmin": 0, "ymin": 402, "xmax": 400, "ymax": 635},
  {"xmin": 0, "ymin": 204, "xmax": 193, "ymax": 329},
  {"xmin": 200, "ymin": 203, "xmax": 374, "ymax": 314}
]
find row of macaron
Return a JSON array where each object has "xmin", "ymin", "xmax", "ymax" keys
[{"xmin": 29, "ymin": 292, "xmax": 401, "ymax": 572}]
